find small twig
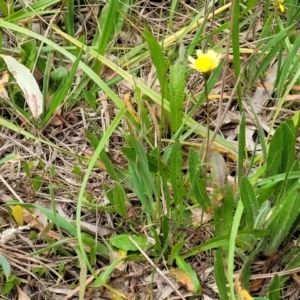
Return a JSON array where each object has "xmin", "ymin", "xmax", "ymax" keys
[{"xmin": 0, "ymin": 174, "xmax": 23, "ymax": 203}]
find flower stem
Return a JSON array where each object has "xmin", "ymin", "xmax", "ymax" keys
[{"xmin": 203, "ymin": 77, "xmax": 210, "ymax": 183}]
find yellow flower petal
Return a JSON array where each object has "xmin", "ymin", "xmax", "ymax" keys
[
  {"xmin": 279, "ymin": 3, "xmax": 284, "ymax": 12},
  {"xmin": 273, "ymin": 0, "xmax": 285, "ymax": 13},
  {"xmin": 189, "ymin": 49, "xmax": 221, "ymax": 74}
]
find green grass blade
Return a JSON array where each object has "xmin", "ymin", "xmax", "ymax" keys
[
  {"xmin": 170, "ymin": 141, "xmax": 185, "ymax": 224},
  {"xmin": 43, "ymin": 47, "xmax": 83, "ymax": 126},
  {"xmin": 4, "ymin": 0, "xmax": 59, "ymax": 22},
  {"xmin": 93, "ymin": 0, "xmax": 118, "ymax": 74},
  {"xmin": 128, "ymin": 161, "xmax": 154, "ymax": 216},
  {"xmin": 237, "ymin": 113, "xmax": 246, "ymax": 185},
  {"xmin": 75, "ymin": 247, "xmax": 87, "ymax": 300},
  {"xmin": 231, "ymin": 0, "xmax": 243, "ymax": 112},
  {"xmin": 188, "ymin": 148, "xmax": 210, "ymax": 210},
  {"xmin": 276, "ymin": 34, "xmax": 300, "ymax": 98},
  {"xmin": 64, "ymin": 0, "xmax": 75, "ymax": 38},
  {"xmin": 75, "ymin": 108, "xmax": 127, "ymax": 292},
  {"xmin": 214, "ymin": 250, "xmax": 229, "ymax": 300},
  {"xmin": 144, "ymin": 28, "xmax": 170, "ymax": 100},
  {"xmin": 0, "ymin": 0, "xmax": 9, "ymax": 17},
  {"xmin": 86, "ymin": 131, "xmax": 119, "ymax": 181},
  {"xmin": 228, "ymin": 199, "xmax": 244, "ymax": 300},
  {"xmin": 268, "ymin": 275, "xmax": 280, "ymax": 300},
  {"xmin": 251, "ymin": 24, "xmax": 296, "ymax": 85}
]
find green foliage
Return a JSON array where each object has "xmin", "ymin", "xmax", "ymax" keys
[
  {"xmin": 110, "ymin": 234, "xmax": 149, "ymax": 252},
  {"xmin": 170, "ymin": 141, "xmax": 185, "ymax": 223},
  {"xmin": 214, "ymin": 250, "xmax": 229, "ymax": 300},
  {"xmin": 2, "ymin": 275, "xmax": 21, "ymax": 296},
  {"xmin": 175, "ymin": 255, "xmax": 202, "ymax": 293},
  {"xmin": 170, "ymin": 43, "xmax": 187, "ymax": 136},
  {"xmin": 0, "ymin": 254, "xmax": 10, "ymax": 280}
]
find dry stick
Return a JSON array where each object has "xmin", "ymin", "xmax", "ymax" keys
[
  {"xmin": 162, "ymin": 2, "xmax": 232, "ymax": 47},
  {"xmin": 129, "ymin": 237, "xmax": 186, "ymax": 300},
  {"xmin": 209, "ymin": 72, "xmax": 242, "ymax": 149},
  {"xmin": 0, "ymin": 174, "xmax": 24, "ymax": 203},
  {"xmin": 210, "ymin": 0, "xmax": 234, "ymax": 148}
]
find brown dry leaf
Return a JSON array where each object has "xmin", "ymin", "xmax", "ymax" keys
[
  {"xmin": 235, "ymin": 274, "xmax": 254, "ymax": 300},
  {"xmin": 22, "ymin": 207, "xmax": 43, "ymax": 230},
  {"xmin": 170, "ymin": 268, "xmax": 194, "ymax": 292},
  {"xmin": 49, "ymin": 115, "xmax": 63, "ymax": 126},
  {"xmin": 16, "ymin": 285, "xmax": 31, "ymax": 300},
  {"xmin": 22, "ymin": 208, "xmax": 61, "ymax": 240},
  {"xmin": 70, "ymin": 220, "xmax": 113, "ymax": 236},
  {"xmin": 123, "ymin": 93, "xmax": 140, "ymax": 123},
  {"xmin": 82, "ymin": 150, "xmax": 106, "ymax": 169}
]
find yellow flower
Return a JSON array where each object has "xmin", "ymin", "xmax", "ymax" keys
[
  {"xmin": 188, "ymin": 49, "xmax": 221, "ymax": 76},
  {"xmin": 273, "ymin": 0, "xmax": 284, "ymax": 13}
]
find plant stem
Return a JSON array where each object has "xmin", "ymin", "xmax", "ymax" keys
[{"xmin": 204, "ymin": 77, "xmax": 210, "ymax": 180}]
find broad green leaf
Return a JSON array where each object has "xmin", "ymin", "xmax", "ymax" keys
[
  {"xmin": 133, "ymin": 139, "xmax": 157, "ymax": 200},
  {"xmin": 266, "ymin": 120, "xmax": 296, "ymax": 201},
  {"xmin": 240, "ymin": 177, "xmax": 259, "ymax": 229},
  {"xmin": 0, "ymin": 254, "xmax": 11, "ymax": 279},
  {"xmin": 170, "ymin": 43, "xmax": 186, "ymax": 135},
  {"xmin": 235, "ymin": 234, "xmax": 256, "ymax": 252},
  {"xmin": 188, "ymin": 148, "xmax": 210, "ymax": 210},
  {"xmin": 112, "ymin": 182, "xmax": 128, "ymax": 218},
  {"xmin": 49, "ymin": 67, "xmax": 68, "ymax": 91},
  {"xmin": 0, "ymin": 153, "xmax": 19, "ymax": 165},
  {"xmin": 110, "ymin": 234, "xmax": 149, "ymax": 251},
  {"xmin": 214, "ymin": 186, "xmax": 235, "ymax": 239},
  {"xmin": 144, "ymin": 28, "xmax": 170, "ymax": 100},
  {"xmin": 254, "ymin": 200, "xmax": 270, "ymax": 229},
  {"xmin": 175, "ymin": 255, "xmax": 201, "ymax": 293},
  {"xmin": 263, "ymin": 182, "xmax": 300, "ymax": 255}
]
